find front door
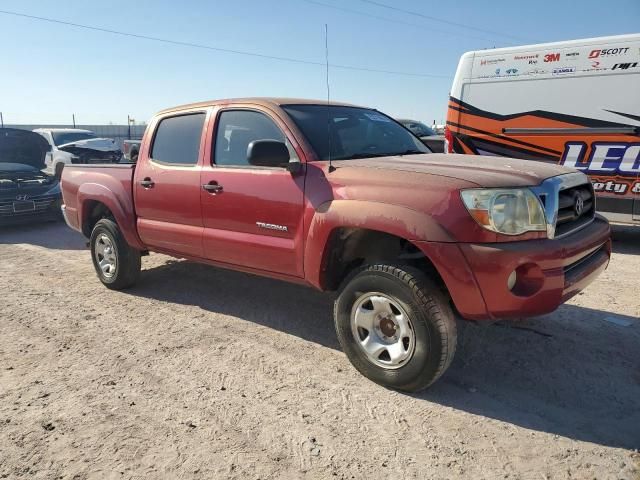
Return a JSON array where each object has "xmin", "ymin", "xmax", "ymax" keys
[
  {"xmin": 134, "ymin": 111, "xmax": 208, "ymax": 257},
  {"xmin": 200, "ymin": 108, "xmax": 305, "ymax": 277}
]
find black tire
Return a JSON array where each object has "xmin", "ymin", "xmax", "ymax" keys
[
  {"xmin": 334, "ymin": 264, "xmax": 456, "ymax": 392},
  {"xmin": 90, "ymin": 218, "xmax": 141, "ymax": 290}
]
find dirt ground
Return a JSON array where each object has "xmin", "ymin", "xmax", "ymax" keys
[{"xmin": 0, "ymin": 222, "xmax": 638, "ymax": 480}]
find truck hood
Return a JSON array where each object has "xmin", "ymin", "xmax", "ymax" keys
[
  {"xmin": 336, "ymin": 153, "xmax": 572, "ymax": 188},
  {"xmin": 58, "ymin": 137, "xmax": 119, "ymax": 152},
  {"xmin": 0, "ymin": 128, "xmax": 50, "ymax": 171}
]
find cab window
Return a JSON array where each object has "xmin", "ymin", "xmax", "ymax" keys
[
  {"xmin": 151, "ymin": 113, "xmax": 205, "ymax": 165},
  {"xmin": 213, "ymin": 110, "xmax": 298, "ymax": 167}
]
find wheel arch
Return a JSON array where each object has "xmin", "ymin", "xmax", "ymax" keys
[
  {"xmin": 77, "ymin": 183, "xmax": 144, "ymax": 249},
  {"xmin": 305, "ymin": 200, "xmax": 453, "ymax": 293}
]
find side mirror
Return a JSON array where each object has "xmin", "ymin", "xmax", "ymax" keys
[{"xmin": 247, "ymin": 140, "xmax": 290, "ymax": 168}]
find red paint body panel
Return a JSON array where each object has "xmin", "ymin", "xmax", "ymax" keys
[
  {"xmin": 60, "ymin": 164, "xmax": 145, "ymax": 250},
  {"xmin": 458, "ymin": 216, "xmax": 611, "ymax": 319},
  {"xmin": 199, "ymin": 104, "xmax": 306, "ymax": 276},
  {"xmin": 133, "ymin": 108, "xmax": 209, "ymax": 257},
  {"xmin": 60, "ymin": 97, "xmax": 612, "ymax": 322},
  {"xmin": 413, "ymin": 241, "xmax": 489, "ymax": 320}
]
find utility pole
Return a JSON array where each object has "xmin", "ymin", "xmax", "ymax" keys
[
  {"xmin": 127, "ymin": 115, "xmax": 131, "ymax": 140},
  {"xmin": 72, "ymin": 114, "xmax": 76, "ymax": 128}
]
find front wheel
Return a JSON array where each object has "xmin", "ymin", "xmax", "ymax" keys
[
  {"xmin": 334, "ymin": 264, "xmax": 456, "ymax": 392},
  {"xmin": 90, "ymin": 218, "xmax": 141, "ymax": 290}
]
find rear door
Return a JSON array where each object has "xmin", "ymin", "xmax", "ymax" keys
[
  {"xmin": 199, "ymin": 107, "xmax": 305, "ymax": 277},
  {"xmin": 134, "ymin": 110, "xmax": 208, "ymax": 257}
]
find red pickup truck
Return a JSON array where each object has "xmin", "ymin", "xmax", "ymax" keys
[{"xmin": 61, "ymin": 98, "xmax": 611, "ymax": 391}]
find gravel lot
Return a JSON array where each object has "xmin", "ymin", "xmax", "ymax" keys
[{"xmin": 1, "ymin": 222, "xmax": 638, "ymax": 479}]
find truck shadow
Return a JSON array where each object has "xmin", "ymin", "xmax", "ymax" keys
[
  {"xmin": 611, "ymin": 223, "xmax": 640, "ymax": 254},
  {"xmin": 0, "ymin": 221, "xmax": 85, "ymax": 250},
  {"xmin": 131, "ymin": 259, "xmax": 639, "ymax": 451},
  {"xmin": 424, "ymin": 308, "xmax": 639, "ymax": 451}
]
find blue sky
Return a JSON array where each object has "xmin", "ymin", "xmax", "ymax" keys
[{"xmin": 1, "ymin": 0, "xmax": 638, "ymax": 125}]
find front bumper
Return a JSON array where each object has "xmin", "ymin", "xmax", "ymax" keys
[{"xmin": 416, "ymin": 215, "xmax": 611, "ymax": 320}]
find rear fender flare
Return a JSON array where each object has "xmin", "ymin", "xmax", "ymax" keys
[{"xmin": 77, "ymin": 182, "xmax": 144, "ymax": 250}]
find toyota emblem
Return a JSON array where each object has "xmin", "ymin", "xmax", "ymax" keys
[
  {"xmin": 15, "ymin": 194, "xmax": 29, "ymax": 201},
  {"xmin": 574, "ymin": 193, "xmax": 584, "ymax": 217}
]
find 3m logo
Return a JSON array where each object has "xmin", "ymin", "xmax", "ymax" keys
[
  {"xmin": 544, "ymin": 53, "xmax": 560, "ymax": 62},
  {"xmin": 612, "ymin": 62, "xmax": 638, "ymax": 70}
]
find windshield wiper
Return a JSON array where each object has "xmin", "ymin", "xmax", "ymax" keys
[
  {"xmin": 334, "ymin": 150, "xmax": 426, "ymax": 160},
  {"xmin": 396, "ymin": 149, "xmax": 425, "ymax": 156},
  {"xmin": 334, "ymin": 153, "xmax": 389, "ymax": 160}
]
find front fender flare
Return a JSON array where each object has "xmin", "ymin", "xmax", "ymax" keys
[{"xmin": 304, "ymin": 199, "xmax": 454, "ymax": 290}]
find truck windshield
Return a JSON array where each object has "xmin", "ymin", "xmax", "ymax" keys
[
  {"xmin": 401, "ymin": 121, "xmax": 436, "ymax": 137},
  {"xmin": 282, "ymin": 105, "xmax": 430, "ymax": 161},
  {"xmin": 52, "ymin": 132, "xmax": 96, "ymax": 146}
]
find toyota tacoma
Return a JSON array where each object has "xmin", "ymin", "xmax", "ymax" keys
[{"xmin": 60, "ymin": 98, "xmax": 611, "ymax": 391}]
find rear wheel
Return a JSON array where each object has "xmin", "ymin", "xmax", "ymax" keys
[
  {"xmin": 90, "ymin": 218, "xmax": 141, "ymax": 290},
  {"xmin": 334, "ymin": 264, "xmax": 456, "ymax": 392}
]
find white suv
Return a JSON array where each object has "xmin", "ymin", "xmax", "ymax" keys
[{"xmin": 34, "ymin": 128, "xmax": 122, "ymax": 178}]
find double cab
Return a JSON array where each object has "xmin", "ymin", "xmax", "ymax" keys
[{"xmin": 60, "ymin": 98, "xmax": 611, "ymax": 391}]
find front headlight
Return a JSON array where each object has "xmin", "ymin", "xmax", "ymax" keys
[{"xmin": 460, "ymin": 188, "xmax": 546, "ymax": 235}]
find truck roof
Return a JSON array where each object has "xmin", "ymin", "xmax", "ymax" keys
[{"xmin": 158, "ymin": 97, "xmax": 361, "ymax": 114}]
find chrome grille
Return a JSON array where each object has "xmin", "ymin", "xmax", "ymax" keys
[
  {"xmin": 555, "ymin": 183, "xmax": 595, "ymax": 237},
  {"xmin": 0, "ymin": 195, "xmax": 58, "ymax": 217},
  {"xmin": 530, "ymin": 172, "xmax": 596, "ymax": 239}
]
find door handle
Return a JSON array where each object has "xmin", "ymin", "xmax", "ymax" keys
[
  {"xmin": 202, "ymin": 182, "xmax": 223, "ymax": 194},
  {"xmin": 139, "ymin": 178, "xmax": 155, "ymax": 188}
]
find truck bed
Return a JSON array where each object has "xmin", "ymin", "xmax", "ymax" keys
[{"xmin": 60, "ymin": 163, "xmax": 137, "ymax": 237}]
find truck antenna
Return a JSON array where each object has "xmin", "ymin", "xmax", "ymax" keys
[{"xmin": 325, "ymin": 24, "xmax": 335, "ymax": 173}]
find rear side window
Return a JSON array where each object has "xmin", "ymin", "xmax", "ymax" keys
[{"xmin": 151, "ymin": 113, "xmax": 205, "ymax": 165}]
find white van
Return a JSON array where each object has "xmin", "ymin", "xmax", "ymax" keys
[{"xmin": 445, "ymin": 34, "xmax": 640, "ymax": 224}]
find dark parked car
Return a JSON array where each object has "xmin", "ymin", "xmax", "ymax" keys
[
  {"xmin": 397, "ymin": 119, "xmax": 445, "ymax": 153},
  {"xmin": 0, "ymin": 128, "xmax": 62, "ymax": 225}
]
